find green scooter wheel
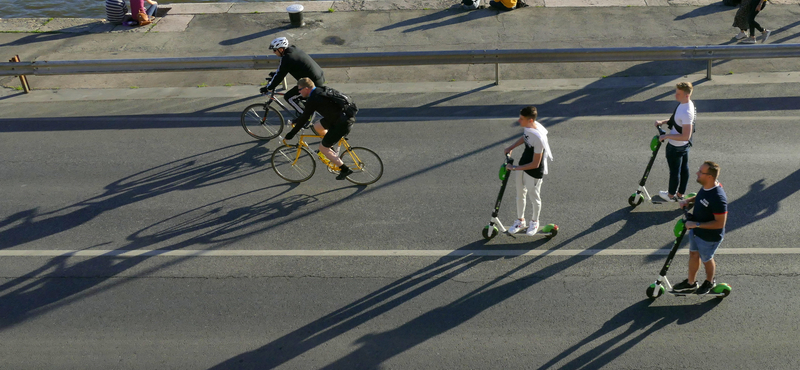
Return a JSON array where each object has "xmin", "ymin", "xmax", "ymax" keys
[
  {"xmin": 712, "ymin": 283, "xmax": 732, "ymax": 298},
  {"xmin": 541, "ymin": 224, "xmax": 558, "ymax": 238},
  {"xmin": 628, "ymin": 193, "xmax": 644, "ymax": 207},
  {"xmin": 482, "ymin": 225, "xmax": 499, "ymax": 240},
  {"xmin": 646, "ymin": 283, "xmax": 665, "ymax": 299}
]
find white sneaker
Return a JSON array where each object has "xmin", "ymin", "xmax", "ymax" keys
[
  {"xmin": 735, "ymin": 31, "xmax": 746, "ymax": 40},
  {"xmin": 741, "ymin": 38, "xmax": 757, "ymax": 44},
  {"xmin": 761, "ymin": 30, "xmax": 771, "ymax": 43},
  {"xmin": 526, "ymin": 221, "xmax": 540, "ymax": 236},
  {"xmin": 658, "ymin": 191, "xmax": 677, "ymax": 202},
  {"xmin": 508, "ymin": 219, "xmax": 526, "ymax": 234}
]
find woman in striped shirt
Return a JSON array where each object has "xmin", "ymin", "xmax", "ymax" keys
[{"xmin": 105, "ymin": 0, "xmax": 128, "ymax": 25}]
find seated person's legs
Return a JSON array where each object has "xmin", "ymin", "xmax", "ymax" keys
[
  {"xmin": 489, "ymin": 0, "xmax": 514, "ymax": 10},
  {"xmin": 146, "ymin": 3, "xmax": 157, "ymax": 17}
]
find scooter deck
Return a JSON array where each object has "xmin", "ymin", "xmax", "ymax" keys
[
  {"xmin": 667, "ymin": 290, "xmax": 729, "ymax": 297},
  {"xmin": 507, "ymin": 224, "xmax": 558, "ymax": 238}
]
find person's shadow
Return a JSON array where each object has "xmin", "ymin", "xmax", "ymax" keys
[
  {"xmin": 537, "ymin": 299, "xmax": 722, "ymax": 370},
  {"xmin": 206, "ymin": 204, "xmax": 680, "ymax": 369}
]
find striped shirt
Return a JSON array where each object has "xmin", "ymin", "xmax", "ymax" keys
[{"xmin": 106, "ymin": 0, "xmax": 128, "ymax": 24}]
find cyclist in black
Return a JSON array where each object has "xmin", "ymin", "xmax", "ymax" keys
[
  {"xmin": 284, "ymin": 78, "xmax": 358, "ymax": 180},
  {"xmin": 259, "ymin": 37, "xmax": 325, "ymax": 116}
]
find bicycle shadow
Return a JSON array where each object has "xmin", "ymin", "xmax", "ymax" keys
[
  {"xmin": 537, "ymin": 299, "xmax": 722, "ymax": 370},
  {"xmin": 0, "ymin": 142, "xmax": 271, "ymax": 250},
  {"xmin": 0, "ymin": 183, "xmax": 373, "ymax": 332},
  {"xmin": 206, "ymin": 204, "xmax": 680, "ymax": 369}
]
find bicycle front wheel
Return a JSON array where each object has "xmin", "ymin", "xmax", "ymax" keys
[
  {"xmin": 241, "ymin": 103, "xmax": 284, "ymax": 140},
  {"xmin": 340, "ymin": 147, "xmax": 384, "ymax": 185},
  {"xmin": 272, "ymin": 145, "xmax": 316, "ymax": 182}
]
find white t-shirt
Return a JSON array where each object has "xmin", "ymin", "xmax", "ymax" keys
[
  {"xmin": 668, "ymin": 100, "xmax": 695, "ymax": 147},
  {"xmin": 520, "ymin": 124, "xmax": 552, "ymax": 176}
]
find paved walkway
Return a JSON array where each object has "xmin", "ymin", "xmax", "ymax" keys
[{"xmin": 1, "ymin": 1, "xmax": 800, "ymax": 90}]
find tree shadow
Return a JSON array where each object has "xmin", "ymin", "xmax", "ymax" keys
[
  {"xmin": 206, "ymin": 204, "xmax": 681, "ymax": 369},
  {"xmin": 375, "ymin": 8, "xmax": 461, "ymax": 32},
  {"xmin": 674, "ymin": 3, "xmax": 733, "ymax": 21},
  {"xmin": 537, "ymin": 299, "xmax": 722, "ymax": 370},
  {"xmin": 219, "ymin": 26, "xmax": 291, "ymax": 46},
  {"xmin": 0, "ymin": 32, "xmax": 85, "ymax": 47},
  {"xmin": 401, "ymin": 9, "xmax": 502, "ymax": 33},
  {"xmin": 766, "ymin": 19, "xmax": 800, "ymax": 44}
]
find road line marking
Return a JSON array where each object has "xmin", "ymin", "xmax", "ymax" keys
[{"xmin": 0, "ymin": 248, "xmax": 798, "ymax": 257}]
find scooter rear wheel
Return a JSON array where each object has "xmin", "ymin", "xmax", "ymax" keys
[{"xmin": 482, "ymin": 225, "xmax": 499, "ymax": 240}]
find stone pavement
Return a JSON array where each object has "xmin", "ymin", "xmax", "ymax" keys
[{"xmin": 1, "ymin": 0, "xmax": 800, "ymax": 90}]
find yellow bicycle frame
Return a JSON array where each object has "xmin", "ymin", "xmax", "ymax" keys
[{"xmin": 287, "ymin": 134, "xmax": 364, "ymax": 172}]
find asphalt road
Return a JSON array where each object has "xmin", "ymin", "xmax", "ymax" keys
[{"xmin": 1, "ymin": 76, "xmax": 799, "ymax": 369}]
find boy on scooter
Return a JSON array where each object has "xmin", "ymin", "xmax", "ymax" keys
[
  {"xmin": 674, "ymin": 161, "xmax": 728, "ymax": 295},
  {"xmin": 503, "ymin": 106, "xmax": 553, "ymax": 236}
]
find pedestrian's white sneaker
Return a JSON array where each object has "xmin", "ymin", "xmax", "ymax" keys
[
  {"xmin": 735, "ymin": 31, "xmax": 746, "ymax": 40},
  {"xmin": 526, "ymin": 221, "xmax": 540, "ymax": 236},
  {"xmin": 658, "ymin": 191, "xmax": 676, "ymax": 202},
  {"xmin": 508, "ymin": 219, "xmax": 526, "ymax": 234},
  {"xmin": 761, "ymin": 30, "xmax": 771, "ymax": 43}
]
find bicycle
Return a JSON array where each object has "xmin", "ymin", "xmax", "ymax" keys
[
  {"xmin": 240, "ymin": 90, "xmax": 318, "ymax": 140},
  {"xmin": 271, "ymin": 126, "xmax": 384, "ymax": 186}
]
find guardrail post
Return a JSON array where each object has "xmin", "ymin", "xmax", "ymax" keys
[
  {"xmin": 8, "ymin": 55, "xmax": 31, "ymax": 93},
  {"xmin": 706, "ymin": 60, "xmax": 712, "ymax": 81},
  {"xmin": 495, "ymin": 63, "xmax": 500, "ymax": 85}
]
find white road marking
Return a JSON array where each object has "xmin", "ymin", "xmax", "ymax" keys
[{"xmin": 0, "ymin": 248, "xmax": 798, "ymax": 257}]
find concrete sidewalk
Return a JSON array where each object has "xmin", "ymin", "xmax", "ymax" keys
[{"xmin": 1, "ymin": 1, "xmax": 800, "ymax": 91}]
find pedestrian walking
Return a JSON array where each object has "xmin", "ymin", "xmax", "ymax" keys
[
  {"xmin": 741, "ymin": 0, "xmax": 771, "ymax": 44},
  {"xmin": 731, "ymin": 0, "xmax": 753, "ymax": 40}
]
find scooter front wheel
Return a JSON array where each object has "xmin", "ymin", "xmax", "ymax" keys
[
  {"xmin": 646, "ymin": 283, "xmax": 665, "ymax": 299},
  {"xmin": 482, "ymin": 225, "xmax": 499, "ymax": 240},
  {"xmin": 628, "ymin": 193, "xmax": 644, "ymax": 207}
]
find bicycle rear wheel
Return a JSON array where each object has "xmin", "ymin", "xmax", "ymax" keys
[
  {"xmin": 272, "ymin": 145, "xmax": 316, "ymax": 182},
  {"xmin": 241, "ymin": 103, "xmax": 284, "ymax": 140},
  {"xmin": 340, "ymin": 147, "xmax": 383, "ymax": 185}
]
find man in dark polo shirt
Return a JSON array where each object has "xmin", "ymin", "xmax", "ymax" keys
[{"xmin": 674, "ymin": 161, "xmax": 728, "ymax": 295}]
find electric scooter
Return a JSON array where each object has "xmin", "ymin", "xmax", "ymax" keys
[
  {"xmin": 628, "ymin": 126, "xmax": 667, "ymax": 207},
  {"xmin": 646, "ymin": 208, "xmax": 732, "ymax": 299},
  {"xmin": 482, "ymin": 154, "xmax": 558, "ymax": 240}
]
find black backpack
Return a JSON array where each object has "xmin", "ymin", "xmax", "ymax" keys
[
  {"xmin": 321, "ymin": 87, "xmax": 359, "ymax": 118},
  {"xmin": 667, "ymin": 103, "xmax": 696, "ymax": 146}
]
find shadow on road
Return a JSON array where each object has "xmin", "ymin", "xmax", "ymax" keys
[
  {"xmin": 674, "ymin": 3, "xmax": 733, "ymax": 21},
  {"xmin": 0, "ymin": 142, "xmax": 271, "ymax": 250},
  {"xmin": 205, "ymin": 205, "xmax": 681, "ymax": 369},
  {"xmin": 537, "ymin": 299, "xmax": 721, "ymax": 370}
]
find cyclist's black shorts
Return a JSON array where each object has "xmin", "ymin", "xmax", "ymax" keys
[{"xmin": 321, "ymin": 115, "xmax": 355, "ymax": 148}]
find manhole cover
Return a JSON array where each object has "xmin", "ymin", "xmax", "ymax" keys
[{"xmin": 323, "ymin": 36, "xmax": 345, "ymax": 45}]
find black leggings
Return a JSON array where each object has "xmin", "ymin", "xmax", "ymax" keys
[{"xmin": 748, "ymin": 0, "xmax": 765, "ymax": 37}]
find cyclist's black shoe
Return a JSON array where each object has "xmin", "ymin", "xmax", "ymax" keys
[
  {"xmin": 672, "ymin": 279, "xmax": 698, "ymax": 293},
  {"xmin": 336, "ymin": 165, "xmax": 353, "ymax": 180},
  {"xmin": 695, "ymin": 280, "xmax": 716, "ymax": 295}
]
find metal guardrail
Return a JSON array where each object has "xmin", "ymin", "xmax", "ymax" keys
[{"xmin": 3, "ymin": 44, "xmax": 800, "ymax": 84}]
